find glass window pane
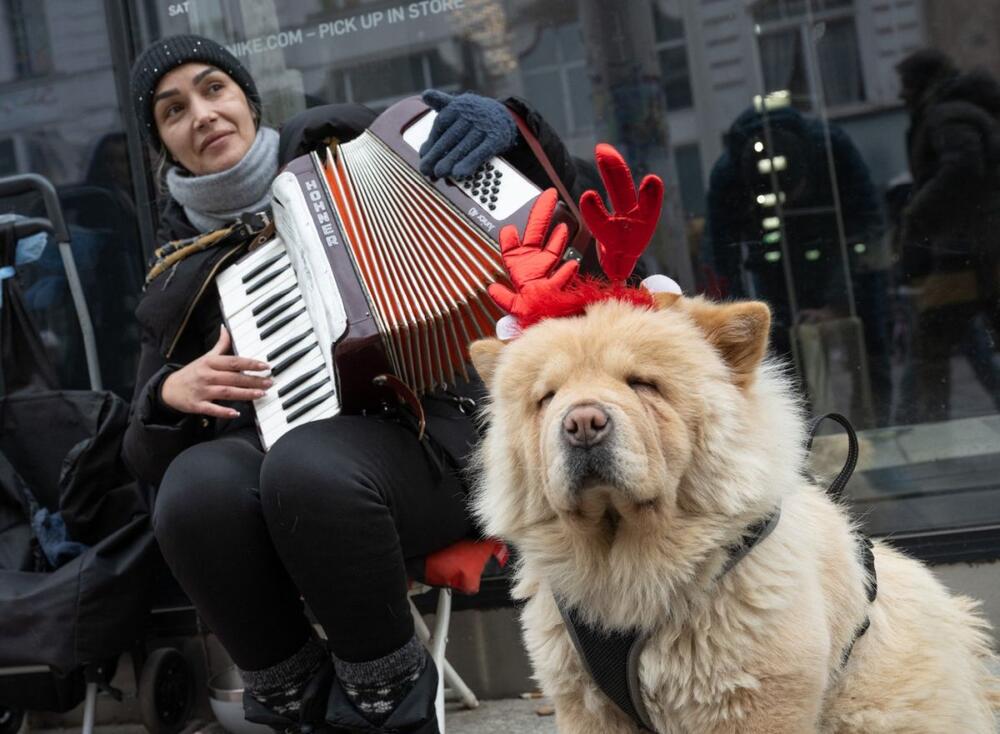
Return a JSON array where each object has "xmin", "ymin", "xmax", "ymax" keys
[
  {"xmin": 566, "ymin": 65, "xmax": 594, "ymax": 132},
  {"xmin": 1, "ymin": 0, "xmax": 144, "ymax": 399},
  {"xmin": 114, "ymin": 0, "xmax": 1000, "ymax": 545},
  {"xmin": 659, "ymin": 46, "xmax": 693, "ymax": 110},
  {"xmin": 817, "ymin": 19, "xmax": 865, "ymax": 106},
  {"xmin": 653, "ymin": 4, "xmax": 685, "ymax": 42},
  {"xmin": 523, "ymin": 69, "xmax": 567, "ymax": 133},
  {"xmin": 759, "ymin": 28, "xmax": 812, "ymax": 110}
]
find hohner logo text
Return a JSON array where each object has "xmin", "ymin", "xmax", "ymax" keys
[{"xmin": 305, "ymin": 177, "xmax": 340, "ymax": 248}]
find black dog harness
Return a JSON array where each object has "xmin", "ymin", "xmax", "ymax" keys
[{"xmin": 556, "ymin": 413, "xmax": 876, "ymax": 734}]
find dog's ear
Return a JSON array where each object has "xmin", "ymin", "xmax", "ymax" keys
[
  {"xmin": 470, "ymin": 338, "xmax": 507, "ymax": 385},
  {"xmin": 684, "ymin": 299, "xmax": 771, "ymax": 387},
  {"xmin": 652, "ymin": 292, "xmax": 682, "ymax": 310}
]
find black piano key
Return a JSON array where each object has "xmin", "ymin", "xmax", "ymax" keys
[
  {"xmin": 257, "ymin": 296, "xmax": 302, "ymax": 329},
  {"xmin": 286, "ymin": 390, "xmax": 336, "ymax": 423},
  {"xmin": 246, "ymin": 260, "xmax": 290, "ymax": 295},
  {"xmin": 267, "ymin": 331, "xmax": 312, "ymax": 362},
  {"xmin": 281, "ymin": 377, "xmax": 328, "ymax": 411},
  {"xmin": 277, "ymin": 365, "xmax": 326, "ymax": 398},
  {"xmin": 270, "ymin": 343, "xmax": 317, "ymax": 378},
  {"xmin": 242, "ymin": 253, "xmax": 285, "ymax": 284},
  {"xmin": 252, "ymin": 285, "xmax": 297, "ymax": 316},
  {"xmin": 260, "ymin": 306, "xmax": 307, "ymax": 340}
]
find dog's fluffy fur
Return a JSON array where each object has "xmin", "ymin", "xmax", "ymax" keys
[{"xmin": 470, "ymin": 296, "xmax": 999, "ymax": 734}]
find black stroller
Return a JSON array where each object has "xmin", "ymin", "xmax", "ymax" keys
[{"xmin": 0, "ymin": 174, "xmax": 193, "ymax": 734}]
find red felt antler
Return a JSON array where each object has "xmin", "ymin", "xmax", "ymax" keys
[
  {"xmin": 579, "ymin": 144, "xmax": 664, "ymax": 284},
  {"xmin": 487, "ymin": 188, "xmax": 580, "ymax": 321}
]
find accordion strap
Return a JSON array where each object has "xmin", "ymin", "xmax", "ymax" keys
[{"xmin": 506, "ymin": 107, "xmax": 592, "ymax": 254}]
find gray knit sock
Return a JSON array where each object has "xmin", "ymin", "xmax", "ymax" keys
[
  {"xmin": 333, "ymin": 636, "xmax": 428, "ymax": 725},
  {"xmin": 239, "ymin": 637, "xmax": 329, "ymax": 718}
]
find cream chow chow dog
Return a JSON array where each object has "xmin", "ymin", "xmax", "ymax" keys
[{"xmin": 469, "ymin": 292, "xmax": 999, "ymax": 734}]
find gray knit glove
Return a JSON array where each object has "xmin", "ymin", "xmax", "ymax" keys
[{"xmin": 418, "ymin": 90, "xmax": 518, "ymax": 179}]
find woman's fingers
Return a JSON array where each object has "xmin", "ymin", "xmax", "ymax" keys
[
  {"xmin": 205, "ymin": 384, "xmax": 268, "ymax": 402},
  {"xmin": 206, "ymin": 354, "xmax": 269, "ymax": 374},
  {"xmin": 193, "ymin": 401, "xmax": 242, "ymax": 420},
  {"xmin": 204, "ymin": 369, "xmax": 273, "ymax": 390}
]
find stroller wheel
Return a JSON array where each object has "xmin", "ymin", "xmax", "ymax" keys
[
  {"xmin": 138, "ymin": 647, "xmax": 194, "ymax": 734},
  {"xmin": 0, "ymin": 707, "xmax": 24, "ymax": 734}
]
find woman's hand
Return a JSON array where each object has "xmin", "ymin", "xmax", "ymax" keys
[{"xmin": 160, "ymin": 325, "xmax": 272, "ymax": 418}]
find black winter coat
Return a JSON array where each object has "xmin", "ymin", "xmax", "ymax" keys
[
  {"xmin": 123, "ymin": 99, "xmax": 583, "ymax": 487},
  {"xmin": 902, "ymin": 69, "xmax": 1000, "ymax": 289}
]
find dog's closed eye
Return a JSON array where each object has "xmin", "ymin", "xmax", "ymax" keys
[
  {"xmin": 538, "ymin": 391, "xmax": 555, "ymax": 409},
  {"xmin": 627, "ymin": 377, "xmax": 660, "ymax": 396}
]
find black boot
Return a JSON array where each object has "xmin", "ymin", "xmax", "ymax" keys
[
  {"xmin": 324, "ymin": 656, "xmax": 440, "ymax": 734},
  {"xmin": 244, "ymin": 660, "xmax": 346, "ymax": 733}
]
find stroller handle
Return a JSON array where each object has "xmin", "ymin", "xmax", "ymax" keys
[
  {"xmin": 0, "ymin": 174, "xmax": 70, "ymax": 244},
  {"xmin": 0, "ymin": 173, "xmax": 102, "ymax": 391}
]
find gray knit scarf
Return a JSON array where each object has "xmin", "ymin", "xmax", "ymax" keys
[{"xmin": 166, "ymin": 126, "xmax": 279, "ymax": 233}]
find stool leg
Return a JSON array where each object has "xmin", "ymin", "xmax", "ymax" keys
[
  {"xmin": 81, "ymin": 681, "xmax": 98, "ymax": 734},
  {"xmin": 432, "ymin": 589, "xmax": 451, "ymax": 732},
  {"xmin": 409, "ymin": 594, "xmax": 479, "ymax": 709}
]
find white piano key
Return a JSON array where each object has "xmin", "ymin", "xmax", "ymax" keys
[
  {"xmin": 254, "ymin": 351, "xmax": 326, "ymax": 421},
  {"xmin": 216, "ymin": 240, "xmax": 286, "ymax": 297},
  {"xmin": 220, "ymin": 269, "xmax": 298, "ymax": 319}
]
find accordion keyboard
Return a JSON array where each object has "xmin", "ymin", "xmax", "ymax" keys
[{"xmin": 217, "ymin": 238, "xmax": 340, "ymax": 450}]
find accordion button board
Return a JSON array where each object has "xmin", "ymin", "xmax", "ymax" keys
[{"xmin": 401, "ymin": 110, "xmax": 538, "ymax": 221}]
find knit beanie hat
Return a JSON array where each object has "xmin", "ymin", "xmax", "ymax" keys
[{"xmin": 129, "ymin": 34, "xmax": 261, "ymax": 153}]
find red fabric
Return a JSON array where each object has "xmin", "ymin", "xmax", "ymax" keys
[
  {"xmin": 579, "ymin": 143, "xmax": 664, "ymax": 283},
  {"xmin": 515, "ymin": 276, "xmax": 656, "ymax": 329},
  {"xmin": 420, "ymin": 538, "xmax": 509, "ymax": 595},
  {"xmin": 488, "ymin": 188, "xmax": 579, "ymax": 320}
]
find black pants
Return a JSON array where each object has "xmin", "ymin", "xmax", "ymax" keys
[{"xmin": 153, "ymin": 416, "xmax": 473, "ymax": 669}]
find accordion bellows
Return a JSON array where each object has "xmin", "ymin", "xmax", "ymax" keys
[{"xmin": 322, "ymin": 129, "xmax": 505, "ymax": 391}]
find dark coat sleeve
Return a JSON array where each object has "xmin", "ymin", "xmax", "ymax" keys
[
  {"xmin": 277, "ymin": 103, "xmax": 378, "ymax": 165},
  {"xmin": 502, "ymin": 96, "xmax": 582, "ymax": 199},
  {"xmin": 121, "ymin": 330, "xmax": 205, "ymax": 487},
  {"xmin": 906, "ymin": 117, "xmax": 987, "ymax": 228}
]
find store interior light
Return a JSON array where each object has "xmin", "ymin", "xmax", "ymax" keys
[
  {"xmin": 757, "ymin": 193, "xmax": 777, "ymax": 206},
  {"xmin": 754, "ymin": 141, "xmax": 764, "ymax": 153},
  {"xmin": 773, "ymin": 156, "xmax": 788, "ymax": 171},
  {"xmin": 764, "ymin": 250, "xmax": 781, "ymax": 262},
  {"xmin": 758, "ymin": 159, "xmax": 773, "ymax": 174},
  {"xmin": 805, "ymin": 249, "xmax": 821, "ymax": 261},
  {"xmin": 853, "ymin": 242, "xmax": 867, "ymax": 254},
  {"xmin": 763, "ymin": 231, "xmax": 781, "ymax": 244},
  {"xmin": 762, "ymin": 216, "xmax": 780, "ymax": 230},
  {"xmin": 753, "ymin": 90, "xmax": 792, "ymax": 112}
]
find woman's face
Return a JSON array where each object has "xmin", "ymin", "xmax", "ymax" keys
[{"xmin": 153, "ymin": 63, "xmax": 256, "ymax": 175}]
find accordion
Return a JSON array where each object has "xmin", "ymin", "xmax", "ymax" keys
[{"xmin": 217, "ymin": 96, "xmax": 583, "ymax": 450}]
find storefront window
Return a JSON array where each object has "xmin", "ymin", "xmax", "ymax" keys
[
  {"xmin": 2, "ymin": 0, "xmax": 968, "ymax": 546},
  {"xmin": 0, "ymin": 0, "xmax": 144, "ymax": 399}
]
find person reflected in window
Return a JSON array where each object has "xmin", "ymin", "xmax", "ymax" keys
[
  {"xmin": 704, "ymin": 105, "xmax": 892, "ymax": 425},
  {"xmin": 121, "ymin": 34, "xmax": 583, "ymax": 733},
  {"xmin": 895, "ymin": 49, "xmax": 1000, "ymax": 422}
]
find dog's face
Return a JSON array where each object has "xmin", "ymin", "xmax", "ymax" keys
[{"xmin": 471, "ymin": 295, "xmax": 773, "ymax": 561}]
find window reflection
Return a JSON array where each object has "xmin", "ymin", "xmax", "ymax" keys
[{"xmin": 118, "ymin": 0, "xmax": 1000, "ymax": 537}]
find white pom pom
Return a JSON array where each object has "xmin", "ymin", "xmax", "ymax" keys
[
  {"xmin": 496, "ymin": 314, "xmax": 523, "ymax": 341},
  {"xmin": 641, "ymin": 274, "xmax": 682, "ymax": 295}
]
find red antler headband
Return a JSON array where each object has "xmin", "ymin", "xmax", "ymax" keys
[{"xmin": 488, "ymin": 144, "xmax": 679, "ymax": 336}]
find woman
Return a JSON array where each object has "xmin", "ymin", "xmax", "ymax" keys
[{"xmin": 122, "ymin": 34, "xmax": 583, "ymax": 733}]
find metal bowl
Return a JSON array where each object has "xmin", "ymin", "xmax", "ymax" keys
[{"xmin": 207, "ymin": 667, "xmax": 274, "ymax": 734}]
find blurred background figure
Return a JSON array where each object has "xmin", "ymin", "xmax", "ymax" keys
[
  {"xmin": 704, "ymin": 105, "xmax": 892, "ymax": 426},
  {"xmin": 895, "ymin": 49, "xmax": 1000, "ymax": 422}
]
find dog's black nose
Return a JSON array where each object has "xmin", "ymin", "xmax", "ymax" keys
[{"xmin": 563, "ymin": 404, "xmax": 611, "ymax": 448}]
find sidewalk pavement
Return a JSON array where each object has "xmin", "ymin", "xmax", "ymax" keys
[{"xmin": 30, "ymin": 697, "xmax": 558, "ymax": 734}]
